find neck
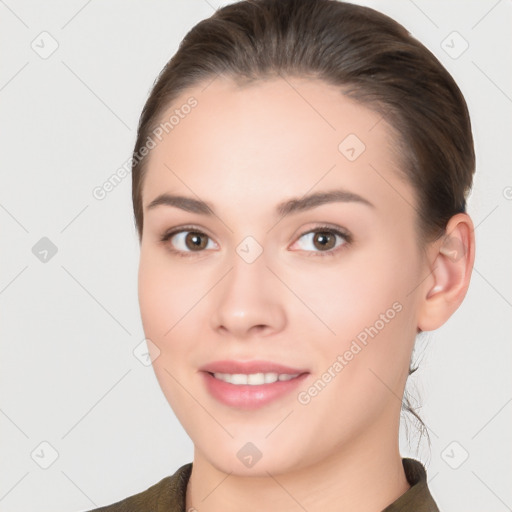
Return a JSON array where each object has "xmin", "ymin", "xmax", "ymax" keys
[{"xmin": 185, "ymin": 415, "xmax": 410, "ymax": 512}]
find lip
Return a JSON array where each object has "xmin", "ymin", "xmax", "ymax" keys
[
  {"xmin": 199, "ymin": 359, "xmax": 308, "ymax": 375},
  {"xmin": 199, "ymin": 360, "xmax": 310, "ymax": 410}
]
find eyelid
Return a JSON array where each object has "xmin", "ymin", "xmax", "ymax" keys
[
  {"xmin": 159, "ymin": 224, "xmax": 218, "ymax": 257},
  {"xmin": 160, "ymin": 224, "xmax": 213, "ymax": 241},
  {"xmin": 289, "ymin": 224, "xmax": 352, "ymax": 257}
]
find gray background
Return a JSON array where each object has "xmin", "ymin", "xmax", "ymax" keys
[{"xmin": 0, "ymin": 1, "xmax": 511, "ymax": 510}]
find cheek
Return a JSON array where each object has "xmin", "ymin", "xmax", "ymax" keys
[
  {"xmin": 137, "ymin": 251, "xmax": 199, "ymax": 412},
  {"xmin": 138, "ymin": 258, "xmax": 169, "ymax": 338},
  {"xmin": 288, "ymin": 250, "xmax": 415, "ymax": 344},
  {"xmin": 137, "ymin": 250, "xmax": 199, "ymax": 375},
  {"xmin": 138, "ymin": 249, "xmax": 198, "ymax": 333},
  {"xmin": 289, "ymin": 241, "xmax": 420, "ymax": 393}
]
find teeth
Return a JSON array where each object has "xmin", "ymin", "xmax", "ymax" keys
[{"xmin": 212, "ymin": 372, "xmax": 300, "ymax": 385}]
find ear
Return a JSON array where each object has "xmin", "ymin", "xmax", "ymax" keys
[{"xmin": 417, "ymin": 213, "xmax": 475, "ymax": 332}]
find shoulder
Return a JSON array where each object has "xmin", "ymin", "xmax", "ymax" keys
[
  {"xmin": 80, "ymin": 463, "xmax": 193, "ymax": 512},
  {"xmin": 84, "ymin": 475, "xmax": 172, "ymax": 512}
]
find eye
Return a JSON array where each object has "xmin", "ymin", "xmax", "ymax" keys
[
  {"xmin": 291, "ymin": 226, "xmax": 351, "ymax": 257},
  {"xmin": 160, "ymin": 224, "xmax": 351, "ymax": 258},
  {"xmin": 160, "ymin": 226, "xmax": 217, "ymax": 257}
]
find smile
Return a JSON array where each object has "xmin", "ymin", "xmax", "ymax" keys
[
  {"xmin": 202, "ymin": 371, "xmax": 308, "ymax": 409},
  {"xmin": 211, "ymin": 372, "xmax": 300, "ymax": 385}
]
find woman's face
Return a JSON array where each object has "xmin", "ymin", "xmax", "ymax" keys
[{"xmin": 138, "ymin": 76, "xmax": 427, "ymax": 475}]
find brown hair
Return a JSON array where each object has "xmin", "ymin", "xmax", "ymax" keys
[
  {"xmin": 131, "ymin": 0, "xmax": 474, "ymax": 243},
  {"xmin": 130, "ymin": 0, "xmax": 475, "ymax": 443}
]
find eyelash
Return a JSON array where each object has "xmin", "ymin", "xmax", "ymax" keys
[{"xmin": 159, "ymin": 224, "xmax": 352, "ymax": 258}]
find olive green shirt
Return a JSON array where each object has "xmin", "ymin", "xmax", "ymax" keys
[{"xmin": 86, "ymin": 457, "xmax": 439, "ymax": 511}]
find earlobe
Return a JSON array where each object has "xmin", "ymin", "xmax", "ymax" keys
[{"xmin": 418, "ymin": 213, "xmax": 475, "ymax": 331}]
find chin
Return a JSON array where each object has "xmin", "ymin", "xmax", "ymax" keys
[{"xmin": 199, "ymin": 440, "xmax": 307, "ymax": 477}]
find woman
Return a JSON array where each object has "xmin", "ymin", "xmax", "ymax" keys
[{"xmin": 89, "ymin": 0, "xmax": 475, "ymax": 510}]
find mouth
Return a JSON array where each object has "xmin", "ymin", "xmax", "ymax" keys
[
  {"xmin": 208, "ymin": 371, "xmax": 302, "ymax": 385},
  {"xmin": 199, "ymin": 360, "xmax": 310, "ymax": 409}
]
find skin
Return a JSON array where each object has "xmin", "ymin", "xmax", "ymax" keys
[{"xmin": 137, "ymin": 76, "xmax": 475, "ymax": 512}]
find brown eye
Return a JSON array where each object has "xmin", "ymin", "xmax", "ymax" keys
[
  {"xmin": 312, "ymin": 231, "xmax": 336, "ymax": 251},
  {"xmin": 161, "ymin": 227, "xmax": 217, "ymax": 256},
  {"xmin": 292, "ymin": 227, "xmax": 350, "ymax": 256},
  {"xmin": 184, "ymin": 232, "xmax": 208, "ymax": 251}
]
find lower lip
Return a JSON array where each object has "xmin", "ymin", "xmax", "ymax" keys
[{"xmin": 201, "ymin": 371, "xmax": 309, "ymax": 410}]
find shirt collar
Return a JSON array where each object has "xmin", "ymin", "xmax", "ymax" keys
[
  {"xmin": 161, "ymin": 457, "xmax": 439, "ymax": 512},
  {"xmin": 382, "ymin": 458, "xmax": 440, "ymax": 511}
]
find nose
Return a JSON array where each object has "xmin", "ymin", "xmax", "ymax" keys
[{"xmin": 209, "ymin": 251, "xmax": 287, "ymax": 340}]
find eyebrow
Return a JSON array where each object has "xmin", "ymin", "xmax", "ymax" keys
[{"xmin": 146, "ymin": 188, "xmax": 374, "ymax": 217}]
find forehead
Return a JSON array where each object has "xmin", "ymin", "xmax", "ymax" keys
[{"xmin": 141, "ymin": 76, "xmax": 408, "ymax": 214}]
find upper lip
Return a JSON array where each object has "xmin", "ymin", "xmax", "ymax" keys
[{"xmin": 199, "ymin": 360, "xmax": 309, "ymax": 375}]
